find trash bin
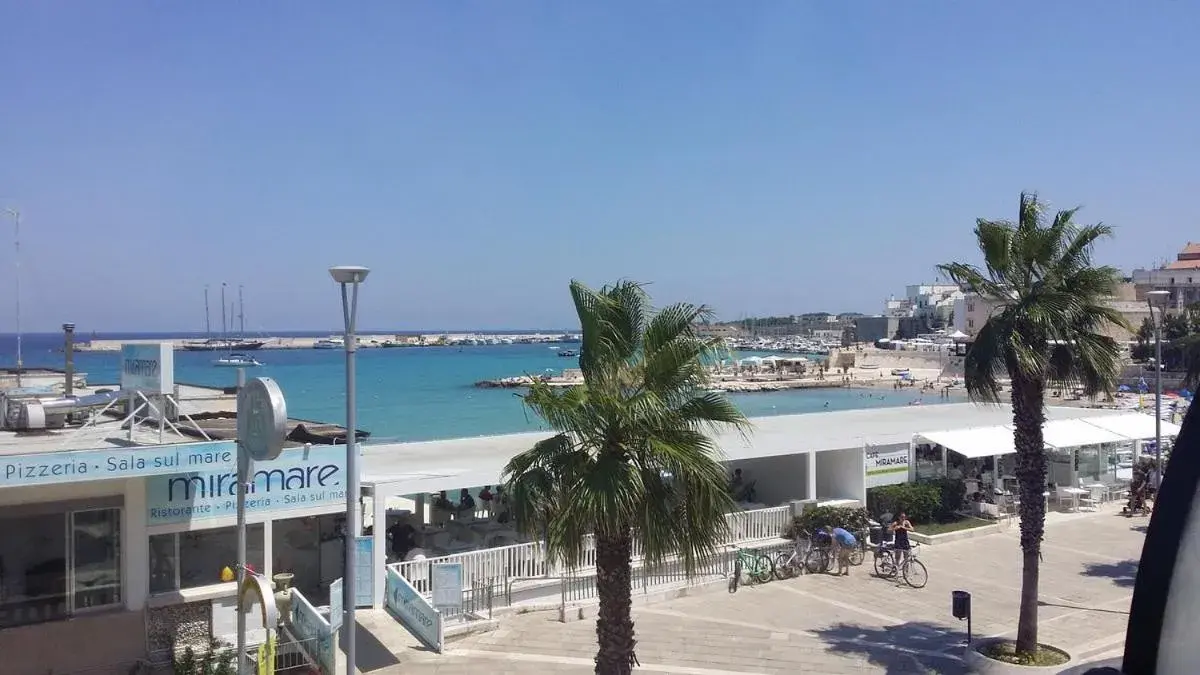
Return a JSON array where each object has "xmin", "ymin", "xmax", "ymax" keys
[{"xmin": 952, "ymin": 590, "xmax": 971, "ymax": 620}]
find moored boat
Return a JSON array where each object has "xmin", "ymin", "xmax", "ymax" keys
[{"xmin": 213, "ymin": 353, "xmax": 263, "ymax": 367}]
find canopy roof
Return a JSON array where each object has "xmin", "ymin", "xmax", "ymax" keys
[
  {"xmin": 915, "ymin": 412, "xmax": 1178, "ymax": 459},
  {"xmin": 1041, "ymin": 418, "xmax": 1130, "ymax": 449},
  {"xmin": 1083, "ymin": 414, "xmax": 1182, "ymax": 441},
  {"xmin": 917, "ymin": 426, "xmax": 1014, "ymax": 459}
]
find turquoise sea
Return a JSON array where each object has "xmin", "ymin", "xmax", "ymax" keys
[{"xmin": 2, "ymin": 333, "xmax": 954, "ymax": 442}]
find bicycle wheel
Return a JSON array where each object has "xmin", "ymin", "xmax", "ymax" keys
[
  {"xmin": 874, "ymin": 552, "xmax": 896, "ymax": 578},
  {"xmin": 729, "ymin": 556, "xmax": 741, "ymax": 593},
  {"xmin": 751, "ymin": 554, "xmax": 775, "ymax": 583},
  {"xmin": 903, "ymin": 559, "xmax": 928, "ymax": 589},
  {"xmin": 774, "ymin": 551, "xmax": 797, "ymax": 580},
  {"xmin": 803, "ymin": 547, "xmax": 827, "ymax": 574},
  {"xmin": 849, "ymin": 545, "xmax": 865, "ymax": 567}
]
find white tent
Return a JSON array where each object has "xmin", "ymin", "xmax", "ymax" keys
[{"xmin": 917, "ymin": 425, "xmax": 1015, "ymax": 459}]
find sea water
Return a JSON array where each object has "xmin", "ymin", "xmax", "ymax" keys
[{"xmin": 0, "ymin": 332, "xmax": 953, "ymax": 442}]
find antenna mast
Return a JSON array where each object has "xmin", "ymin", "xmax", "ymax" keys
[{"xmin": 4, "ymin": 208, "xmax": 21, "ymax": 387}]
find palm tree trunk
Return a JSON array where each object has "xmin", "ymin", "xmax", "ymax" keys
[
  {"xmin": 1011, "ymin": 374, "xmax": 1047, "ymax": 655},
  {"xmin": 594, "ymin": 531, "xmax": 636, "ymax": 675}
]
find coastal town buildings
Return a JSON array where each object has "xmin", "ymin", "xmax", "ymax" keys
[
  {"xmin": 1132, "ymin": 242, "xmax": 1200, "ymax": 310},
  {"xmin": 854, "ymin": 283, "xmax": 965, "ymax": 343},
  {"xmin": 952, "ymin": 281, "xmax": 1146, "ymax": 343}
]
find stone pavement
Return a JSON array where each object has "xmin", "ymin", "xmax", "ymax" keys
[{"xmin": 368, "ymin": 507, "xmax": 1144, "ymax": 674}]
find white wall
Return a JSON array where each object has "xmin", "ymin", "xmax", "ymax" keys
[
  {"xmin": 816, "ymin": 447, "xmax": 867, "ymax": 502},
  {"xmin": 727, "ymin": 455, "xmax": 808, "ymax": 505}
]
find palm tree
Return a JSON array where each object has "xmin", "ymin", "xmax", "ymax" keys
[
  {"xmin": 502, "ymin": 280, "xmax": 748, "ymax": 674},
  {"xmin": 937, "ymin": 193, "xmax": 1127, "ymax": 658}
]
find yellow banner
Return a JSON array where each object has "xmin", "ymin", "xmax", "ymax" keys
[{"xmin": 257, "ymin": 634, "xmax": 276, "ymax": 675}]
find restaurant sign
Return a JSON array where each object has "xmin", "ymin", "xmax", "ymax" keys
[
  {"xmin": 865, "ymin": 445, "xmax": 911, "ymax": 488},
  {"xmin": 0, "ymin": 440, "xmax": 238, "ymax": 489},
  {"xmin": 146, "ymin": 443, "xmax": 347, "ymax": 525}
]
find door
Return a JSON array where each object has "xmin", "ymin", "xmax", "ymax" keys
[{"xmin": 68, "ymin": 508, "xmax": 122, "ymax": 611}]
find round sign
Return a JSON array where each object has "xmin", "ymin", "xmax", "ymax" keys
[{"xmin": 237, "ymin": 377, "xmax": 288, "ymax": 461}]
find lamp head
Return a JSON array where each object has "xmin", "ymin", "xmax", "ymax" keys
[
  {"xmin": 1147, "ymin": 290, "xmax": 1170, "ymax": 309},
  {"xmin": 329, "ymin": 266, "xmax": 370, "ymax": 284}
]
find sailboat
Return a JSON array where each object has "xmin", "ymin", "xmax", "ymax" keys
[{"xmin": 185, "ymin": 284, "xmax": 265, "ymax": 351}]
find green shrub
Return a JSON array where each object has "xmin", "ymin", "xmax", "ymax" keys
[
  {"xmin": 867, "ymin": 478, "xmax": 965, "ymax": 524},
  {"xmin": 784, "ymin": 506, "xmax": 871, "ymax": 539}
]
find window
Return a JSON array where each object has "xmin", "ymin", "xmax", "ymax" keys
[
  {"xmin": 0, "ymin": 506, "xmax": 123, "ymax": 629},
  {"xmin": 149, "ymin": 525, "xmax": 264, "ymax": 594}
]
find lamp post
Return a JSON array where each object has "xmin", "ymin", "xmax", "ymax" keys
[
  {"xmin": 1147, "ymin": 290, "xmax": 1170, "ymax": 491},
  {"xmin": 329, "ymin": 265, "xmax": 369, "ymax": 672}
]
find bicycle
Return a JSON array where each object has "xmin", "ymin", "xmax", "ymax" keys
[
  {"xmin": 847, "ymin": 528, "xmax": 869, "ymax": 567},
  {"xmin": 873, "ymin": 542, "xmax": 928, "ymax": 588},
  {"xmin": 728, "ymin": 545, "xmax": 775, "ymax": 592},
  {"xmin": 774, "ymin": 535, "xmax": 810, "ymax": 579}
]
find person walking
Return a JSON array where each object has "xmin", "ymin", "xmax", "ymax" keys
[{"xmin": 828, "ymin": 525, "xmax": 857, "ymax": 576}]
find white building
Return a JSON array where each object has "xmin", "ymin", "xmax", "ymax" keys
[
  {"xmin": 1132, "ymin": 242, "xmax": 1200, "ymax": 310},
  {"xmin": 886, "ymin": 284, "xmax": 964, "ymax": 325}
]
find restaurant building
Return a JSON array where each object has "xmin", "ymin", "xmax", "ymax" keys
[{"xmin": 0, "ymin": 345, "xmax": 350, "ymax": 674}]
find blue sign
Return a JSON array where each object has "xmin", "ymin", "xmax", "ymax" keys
[
  {"xmin": 145, "ymin": 444, "xmax": 348, "ymax": 525},
  {"xmin": 0, "ymin": 440, "xmax": 238, "ymax": 489},
  {"xmin": 290, "ymin": 590, "xmax": 334, "ymax": 674},
  {"xmin": 355, "ymin": 536, "xmax": 374, "ymax": 607},
  {"xmin": 385, "ymin": 566, "xmax": 442, "ymax": 652}
]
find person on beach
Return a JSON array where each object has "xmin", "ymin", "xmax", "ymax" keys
[{"xmin": 479, "ymin": 485, "xmax": 495, "ymax": 515}]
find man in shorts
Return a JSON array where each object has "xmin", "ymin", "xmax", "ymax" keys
[{"xmin": 828, "ymin": 525, "xmax": 858, "ymax": 576}]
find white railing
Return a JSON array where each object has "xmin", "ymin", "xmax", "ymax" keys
[
  {"xmin": 395, "ymin": 505, "xmax": 792, "ymax": 599},
  {"xmin": 394, "ymin": 540, "xmax": 548, "ymax": 595},
  {"xmin": 724, "ymin": 505, "xmax": 791, "ymax": 542}
]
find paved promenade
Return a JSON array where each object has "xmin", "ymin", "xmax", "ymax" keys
[{"xmin": 373, "ymin": 507, "xmax": 1143, "ymax": 674}]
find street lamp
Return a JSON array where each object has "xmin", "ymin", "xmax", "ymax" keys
[
  {"xmin": 329, "ymin": 265, "xmax": 369, "ymax": 672},
  {"xmin": 1147, "ymin": 289, "xmax": 1170, "ymax": 491}
]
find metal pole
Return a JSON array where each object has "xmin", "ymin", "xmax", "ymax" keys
[
  {"xmin": 6, "ymin": 209, "xmax": 22, "ymax": 387},
  {"xmin": 342, "ymin": 280, "xmax": 360, "ymax": 672},
  {"xmin": 236, "ymin": 447, "xmax": 249, "ymax": 674},
  {"xmin": 1155, "ymin": 315, "xmax": 1163, "ymax": 491}
]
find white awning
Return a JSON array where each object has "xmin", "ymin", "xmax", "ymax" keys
[
  {"xmin": 916, "ymin": 425, "xmax": 1015, "ymax": 459},
  {"xmin": 1083, "ymin": 413, "xmax": 1182, "ymax": 441},
  {"xmin": 1041, "ymin": 418, "xmax": 1130, "ymax": 449}
]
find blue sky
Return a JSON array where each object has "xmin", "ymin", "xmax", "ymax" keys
[{"xmin": 1, "ymin": 2, "xmax": 1196, "ymax": 332}]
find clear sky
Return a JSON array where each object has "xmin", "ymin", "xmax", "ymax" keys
[{"xmin": 1, "ymin": 2, "xmax": 1197, "ymax": 332}]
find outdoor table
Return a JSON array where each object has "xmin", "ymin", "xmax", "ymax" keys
[
  {"xmin": 1063, "ymin": 487, "xmax": 1089, "ymax": 512},
  {"xmin": 1084, "ymin": 483, "xmax": 1107, "ymax": 504}
]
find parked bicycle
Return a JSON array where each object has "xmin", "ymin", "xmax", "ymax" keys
[
  {"xmin": 728, "ymin": 545, "xmax": 775, "ymax": 592},
  {"xmin": 774, "ymin": 535, "xmax": 810, "ymax": 579},
  {"xmin": 873, "ymin": 541, "xmax": 928, "ymax": 588}
]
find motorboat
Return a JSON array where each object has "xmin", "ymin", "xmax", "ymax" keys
[
  {"xmin": 314, "ymin": 336, "xmax": 345, "ymax": 349},
  {"xmin": 213, "ymin": 354, "xmax": 263, "ymax": 367}
]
